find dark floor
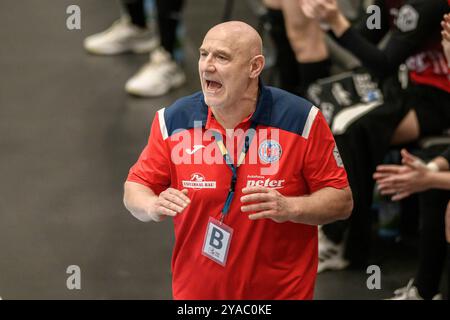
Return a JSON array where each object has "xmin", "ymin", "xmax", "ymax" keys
[{"xmin": 0, "ymin": 0, "xmax": 444, "ymax": 300}]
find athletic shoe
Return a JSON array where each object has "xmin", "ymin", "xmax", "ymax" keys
[
  {"xmin": 84, "ymin": 17, "xmax": 158, "ymax": 55},
  {"xmin": 317, "ymin": 226, "xmax": 349, "ymax": 273},
  {"xmin": 388, "ymin": 279, "xmax": 443, "ymax": 300},
  {"xmin": 125, "ymin": 47, "xmax": 186, "ymax": 97}
]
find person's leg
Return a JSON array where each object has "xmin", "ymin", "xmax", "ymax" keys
[
  {"xmin": 83, "ymin": 0, "xmax": 157, "ymax": 55},
  {"xmin": 441, "ymin": 198, "xmax": 449, "ymax": 299},
  {"xmin": 280, "ymin": 0, "xmax": 330, "ymax": 96},
  {"xmin": 390, "ymin": 110, "xmax": 420, "ymax": 145},
  {"xmin": 322, "ymin": 77, "xmax": 410, "ymax": 268},
  {"xmin": 448, "ymin": 242, "xmax": 450, "ymax": 299},
  {"xmin": 318, "ymin": 121, "xmax": 376, "ymax": 271},
  {"xmin": 414, "ymin": 190, "xmax": 449, "ymax": 299},
  {"xmin": 125, "ymin": 0, "xmax": 186, "ymax": 97},
  {"xmin": 155, "ymin": 0, "xmax": 184, "ymax": 56},
  {"xmin": 446, "ymin": 200, "xmax": 450, "ymax": 243},
  {"xmin": 122, "ymin": 0, "xmax": 147, "ymax": 29},
  {"xmin": 329, "ymin": 121, "xmax": 381, "ymax": 266},
  {"xmin": 410, "ymin": 85, "xmax": 450, "ymax": 138},
  {"xmin": 263, "ymin": 0, "xmax": 300, "ymax": 93}
]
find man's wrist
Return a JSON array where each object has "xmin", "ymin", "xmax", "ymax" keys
[
  {"xmin": 287, "ymin": 196, "xmax": 305, "ymax": 223},
  {"xmin": 146, "ymin": 197, "xmax": 162, "ymax": 222}
]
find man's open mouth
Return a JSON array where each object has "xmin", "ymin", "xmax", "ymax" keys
[{"xmin": 206, "ymin": 80, "xmax": 223, "ymax": 91}]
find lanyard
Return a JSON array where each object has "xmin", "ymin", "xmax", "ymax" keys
[{"xmin": 211, "ymin": 122, "xmax": 257, "ymax": 223}]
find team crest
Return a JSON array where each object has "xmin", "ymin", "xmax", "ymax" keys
[{"xmin": 258, "ymin": 140, "xmax": 282, "ymax": 164}]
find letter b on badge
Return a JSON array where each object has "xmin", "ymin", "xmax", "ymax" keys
[
  {"xmin": 202, "ymin": 217, "xmax": 233, "ymax": 266},
  {"xmin": 209, "ymin": 227, "xmax": 224, "ymax": 249}
]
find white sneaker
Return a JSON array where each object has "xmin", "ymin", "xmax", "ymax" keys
[
  {"xmin": 317, "ymin": 226, "xmax": 349, "ymax": 273},
  {"xmin": 388, "ymin": 279, "xmax": 443, "ymax": 300},
  {"xmin": 83, "ymin": 17, "xmax": 158, "ymax": 55},
  {"xmin": 125, "ymin": 47, "xmax": 186, "ymax": 97}
]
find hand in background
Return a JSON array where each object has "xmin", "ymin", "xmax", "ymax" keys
[
  {"xmin": 373, "ymin": 149, "xmax": 432, "ymax": 201},
  {"xmin": 299, "ymin": 0, "xmax": 340, "ymax": 23}
]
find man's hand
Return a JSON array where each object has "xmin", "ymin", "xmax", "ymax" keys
[
  {"xmin": 151, "ymin": 188, "xmax": 190, "ymax": 221},
  {"xmin": 373, "ymin": 149, "xmax": 431, "ymax": 201},
  {"xmin": 240, "ymin": 186, "xmax": 296, "ymax": 223}
]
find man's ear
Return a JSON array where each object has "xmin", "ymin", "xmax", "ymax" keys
[{"xmin": 249, "ymin": 55, "xmax": 265, "ymax": 79}]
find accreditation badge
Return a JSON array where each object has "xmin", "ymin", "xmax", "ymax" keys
[{"xmin": 202, "ymin": 217, "xmax": 233, "ymax": 266}]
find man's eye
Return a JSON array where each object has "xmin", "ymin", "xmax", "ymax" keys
[
  {"xmin": 218, "ymin": 55, "xmax": 227, "ymax": 60},
  {"xmin": 200, "ymin": 52, "xmax": 207, "ymax": 57}
]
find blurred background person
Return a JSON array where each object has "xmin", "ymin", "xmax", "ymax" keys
[
  {"xmin": 84, "ymin": 0, "xmax": 186, "ymax": 97},
  {"xmin": 374, "ymin": 147, "xmax": 449, "ymax": 299},
  {"xmin": 372, "ymin": 16, "xmax": 450, "ymax": 299},
  {"xmin": 263, "ymin": 0, "xmax": 331, "ymax": 96},
  {"xmin": 300, "ymin": 0, "xmax": 450, "ymax": 273},
  {"xmin": 262, "ymin": 0, "xmax": 363, "ymax": 96}
]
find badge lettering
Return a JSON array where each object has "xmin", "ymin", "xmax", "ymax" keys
[
  {"xmin": 209, "ymin": 227, "xmax": 224, "ymax": 249},
  {"xmin": 202, "ymin": 218, "xmax": 233, "ymax": 266}
]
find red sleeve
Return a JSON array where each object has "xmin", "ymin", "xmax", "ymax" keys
[
  {"xmin": 126, "ymin": 113, "xmax": 171, "ymax": 195},
  {"xmin": 302, "ymin": 110, "xmax": 349, "ymax": 193}
]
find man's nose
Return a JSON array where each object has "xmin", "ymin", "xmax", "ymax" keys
[
  {"xmin": 201, "ymin": 55, "xmax": 216, "ymax": 72},
  {"xmin": 205, "ymin": 63, "xmax": 216, "ymax": 72}
]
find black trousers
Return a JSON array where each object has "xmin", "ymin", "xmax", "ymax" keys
[
  {"xmin": 448, "ymin": 243, "xmax": 450, "ymax": 298},
  {"xmin": 121, "ymin": 0, "xmax": 184, "ymax": 55},
  {"xmin": 414, "ymin": 189, "xmax": 449, "ymax": 299},
  {"xmin": 265, "ymin": 9, "xmax": 299, "ymax": 94}
]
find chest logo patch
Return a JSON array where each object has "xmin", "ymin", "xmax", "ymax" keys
[
  {"xmin": 258, "ymin": 139, "xmax": 282, "ymax": 164},
  {"xmin": 182, "ymin": 173, "xmax": 216, "ymax": 190}
]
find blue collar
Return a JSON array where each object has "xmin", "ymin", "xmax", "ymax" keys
[
  {"xmin": 249, "ymin": 80, "xmax": 272, "ymax": 126},
  {"xmin": 198, "ymin": 80, "xmax": 272, "ymax": 128}
]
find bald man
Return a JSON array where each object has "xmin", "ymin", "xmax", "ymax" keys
[{"xmin": 124, "ymin": 21, "xmax": 353, "ymax": 300}]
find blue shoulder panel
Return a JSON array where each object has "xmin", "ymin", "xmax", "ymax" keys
[
  {"xmin": 251, "ymin": 85, "xmax": 315, "ymax": 136},
  {"xmin": 162, "ymin": 85, "xmax": 315, "ymax": 138},
  {"xmin": 163, "ymin": 91, "xmax": 208, "ymax": 137}
]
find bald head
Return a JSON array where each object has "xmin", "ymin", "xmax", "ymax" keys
[
  {"xmin": 198, "ymin": 21, "xmax": 265, "ymax": 110},
  {"xmin": 204, "ymin": 21, "xmax": 263, "ymax": 58}
]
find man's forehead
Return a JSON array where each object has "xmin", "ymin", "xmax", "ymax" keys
[
  {"xmin": 200, "ymin": 36, "xmax": 238, "ymax": 52},
  {"xmin": 201, "ymin": 22, "xmax": 262, "ymax": 56}
]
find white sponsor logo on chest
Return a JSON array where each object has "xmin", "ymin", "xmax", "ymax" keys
[
  {"xmin": 246, "ymin": 175, "xmax": 285, "ymax": 189},
  {"xmin": 182, "ymin": 173, "xmax": 216, "ymax": 190}
]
